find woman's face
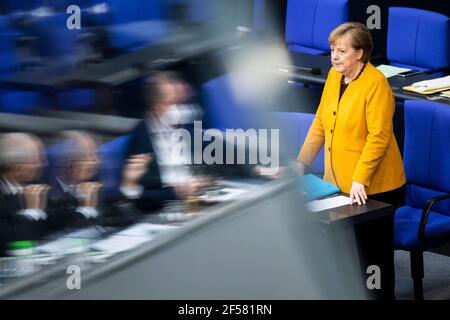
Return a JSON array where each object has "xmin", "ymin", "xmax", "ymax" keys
[{"xmin": 330, "ymin": 34, "xmax": 363, "ymax": 77}]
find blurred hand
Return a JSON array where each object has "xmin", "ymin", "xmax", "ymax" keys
[
  {"xmin": 193, "ymin": 175, "xmax": 213, "ymax": 191},
  {"xmin": 349, "ymin": 181, "xmax": 367, "ymax": 205},
  {"xmin": 174, "ymin": 176, "xmax": 211, "ymax": 199},
  {"xmin": 76, "ymin": 182, "xmax": 102, "ymax": 207},
  {"xmin": 122, "ymin": 153, "xmax": 153, "ymax": 187},
  {"xmin": 253, "ymin": 165, "xmax": 286, "ymax": 179},
  {"xmin": 23, "ymin": 184, "xmax": 50, "ymax": 210},
  {"xmin": 174, "ymin": 183, "xmax": 196, "ymax": 199},
  {"xmin": 297, "ymin": 161, "xmax": 306, "ymax": 177}
]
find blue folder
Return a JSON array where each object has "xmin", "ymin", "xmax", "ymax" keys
[{"xmin": 299, "ymin": 174, "xmax": 340, "ymax": 201}]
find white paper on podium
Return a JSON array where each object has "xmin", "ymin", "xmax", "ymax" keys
[
  {"xmin": 90, "ymin": 235, "xmax": 154, "ymax": 254},
  {"xmin": 116, "ymin": 223, "xmax": 178, "ymax": 237},
  {"xmin": 198, "ymin": 188, "xmax": 248, "ymax": 203},
  {"xmin": 36, "ymin": 238, "xmax": 89, "ymax": 255},
  {"xmin": 91, "ymin": 223, "xmax": 179, "ymax": 254},
  {"xmin": 306, "ymin": 195, "xmax": 351, "ymax": 212}
]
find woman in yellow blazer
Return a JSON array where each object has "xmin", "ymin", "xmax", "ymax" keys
[{"xmin": 297, "ymin": 22, "xmax": 406, "ymax": 206}]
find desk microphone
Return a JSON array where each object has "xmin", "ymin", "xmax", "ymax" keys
[{"xmin": 274, "ymin": 64, "xmax": 321, "ymax": 75}]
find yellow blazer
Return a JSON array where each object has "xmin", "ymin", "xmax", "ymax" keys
[{"xmin": 298, "ymin": 62, "xmax": 406, "ymax": 194}]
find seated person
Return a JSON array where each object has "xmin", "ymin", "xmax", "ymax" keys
[
  {"xmin": 48, "ymin": 130, "xmax": 150, "ymax": 229},
  {"xmin": 46, "ymin": 131, "xmax": 103, "ymax": 230},
  {"xmin": 123, "ymin": 72, "xmax": 209, "ymax": 212},
  {"xmin": 0, "ymin": 133, "xmax": 52, "ymax": 255}
]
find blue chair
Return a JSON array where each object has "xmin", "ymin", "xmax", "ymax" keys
[
  {"xmin": 1, "ymin": 0, "xmax": 42, "ymax": 13},
  {"xmin": 98, "ymin": 135, "xmax": 131, "ymax": 199},
  {"xmin": 105, "ymin": 0, "xmax": 169, "ymax": 52},
  {"xmin": 167, "ymin": 0, "xmax": 220, "ymax": 24},
  {"xmin": 285, "ymin": 0, "xmax": 349, "ymax": 55},
  {"xmin": 31, "ymin": 12, "xmax": 97, "ymax": 111},
  {"xmin": 0, "ymin": 15, "xmax": 48, "ymax": 114},
  {"xmin": 201, "ymin": 73, "xmax": 258, "ymax": 131},
  {"xmin": 272, "ymin": 112, "xmax": 324, "ymax": 175},
  {"xmin": 387, "ymin": 7, "xmax": 449, "ymax": 71},
  {"xmin": 394, "ymin": 100, "xmax": 450, "ymax": 300}
]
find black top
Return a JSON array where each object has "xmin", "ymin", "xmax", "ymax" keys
[{"xmin": 339, "ymin": 63, "xmax": 366, "ymax": 102}]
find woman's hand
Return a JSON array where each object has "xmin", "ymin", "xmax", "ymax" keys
[{"xmin": 349, "ymin": 180, "xmax": 367, "ymax": 205}]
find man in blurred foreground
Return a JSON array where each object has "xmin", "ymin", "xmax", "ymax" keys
[{"xmin": 0, "ymin": 133, "xmax": 51, "ymax": 254}]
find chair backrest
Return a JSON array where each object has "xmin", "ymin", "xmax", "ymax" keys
[
  {"xmin": 108, "ymin": 0, "xmax": 168, "ymax": 24},
  {"xmin": 168, "ymin": 0, "xmax": 224, "ymax": 24},
  {"xmin": 272, "ymin": 112, "xmax": 324, "ymax": 175},
  {"xmin": 0, "ymin": 91, "xmax": 43, "ymax": 114},
  {"xmin": 2, "ymin": 0, "xmax": 42, "ymax": 13},
  {"xmin": 201, "ymin": 72, "xmax": 258, "ymax": 131},
  {"xmin": 285, "ymin": 0, "xmax": 349, "ymax": 54},
  {"xmin": 0, "ymin": 15, "xmax": 21, "ymax": 73},
  {"xmin": 32, "ymin": 12, "xmax": 85, "ymax": 61},
  {"xmin": 403, "ymin": 100, "xmax": 450, "ymax": 216},
  {"xmin": 0, "ymin": 15, "xmax": 46, "ymax": 114},
  {"xmin": 387, "ymin": 7, "xmax": 449, "ymax": 71},
  {"xmin": 98, "ymin": 135, "xmax": 131, "ymax": 198}
]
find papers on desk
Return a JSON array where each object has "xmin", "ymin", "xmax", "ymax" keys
[
  {"xmin": 36, "ymin": 224, "xmax": 179, "ymax": 255},
  {"xmin": 35, "ymin": 226, "xmax": 108, "ymax": 255},
  {"xmin": 36, "ymin": 238, "xmax": 89, "ymax": 255},
  {"xmin": 198, "ymin": 188, "xmax": 248, "ymax": 203},
  {"xmin": 90, "ymin": 223, "xmax": 179, "ymax": 254},
  {"xmin": 412, "ymin": 75, "xmax": 450, "ymax": 89},
  {"xmin": 306, "ymin": 195, "xmax": 351, "ymax": 212},
  {"xmin": 403, "ymin": 75, "xmax": 450, "ymax": 95},
  {"xmin": 376, "ymin": 64, "xmax": 411, "ymax": 78},
  {"xmin": 90, "ymin": 235, "xmax": 154, "ymax": 254},
  {"xmin": 63, "ymin": 227, "xmax": 107, "ymax": 239},
  {"xmin": 440, "ymin": 90, "xmax": 450, "ymax": 99},
  {"xmin": 116, "ymin": 223, "xmax": 178, "ymax": 237}
]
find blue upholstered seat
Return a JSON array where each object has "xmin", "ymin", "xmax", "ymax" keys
[
  {"xmin": 98, "ymin": 135, "xmax": 131, "ymax": 198},
  {"xmin": 394, "ymin": 100, "xmax": 450, "ymax": 299},
  {"xmin": 0, "ymin": 15, "xmax": 47, "ymax": 114},
  {"xmin": 272, "ymin": 112, "xmax": 324, "ymax": 175},
  {"xmin": 387, "ymin": 7, "xmax": 449, "ymax": 71},
  {"xmin": 201, "ymin": 73, "xmax": 257, "ymax": 131},
  {"xmin": 285, "ymin": 0, "xmax": 349, "ymax": 55},
  {"xmin": 105, "ymin": 0, "xmax": 169, "ymax": 52}
]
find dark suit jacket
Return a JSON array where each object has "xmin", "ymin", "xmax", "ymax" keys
[
  {"xmin": 46, "ymin": 178, "xmax": 94, "ymax": 231},
  {"xmin": 126, "ymin": 120, "xmax": 178, "ymax": 212},
  {"xmin": 125, "ymin": 119, "xmax": 260, "ymax": 212},
  {"xmin": 0, "ymin": 187, "xmax": 50, "ymax": 255}
]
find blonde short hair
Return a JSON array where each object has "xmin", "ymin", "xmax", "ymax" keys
[{"xmin": 329, "ymin": 22, "xmax": 373, "ymax": 63}]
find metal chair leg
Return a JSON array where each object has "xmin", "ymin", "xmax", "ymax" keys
[{"xmin": 410, "ymin": 250, "xmax": 424, "ymax": 300}]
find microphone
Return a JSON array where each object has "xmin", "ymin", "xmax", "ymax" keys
[{"xmin": 274, "ymin": 64, "xmax": 321, "ymax": 75}]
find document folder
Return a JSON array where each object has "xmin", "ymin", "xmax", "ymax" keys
[{"xmin": 299, "ymin": 174, "xmax": 340, "ymax": 201}]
